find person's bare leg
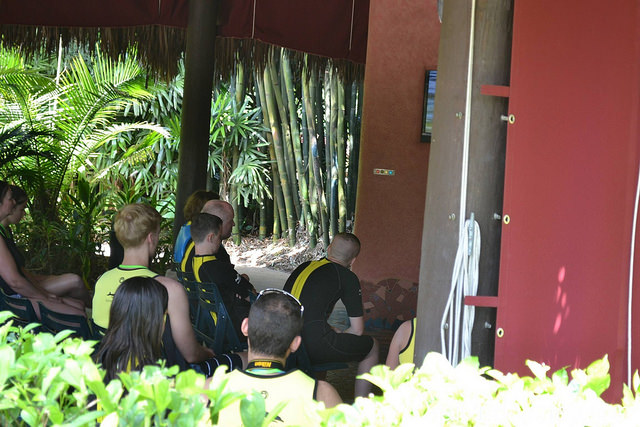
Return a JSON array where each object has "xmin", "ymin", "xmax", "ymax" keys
[
  {"xmin": 35, "ymin": 274, "xmax": 92, "ymax": 307},
  {"xmin": 355, "ymin": 337, "xmax": 379, "ymax": 398},
  {"xmin": 30, "ymin": 296, "xmax": 86, "ymax": 319}
]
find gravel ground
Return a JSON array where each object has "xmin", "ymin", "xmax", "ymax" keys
[{"xmin": 225, "ymin": 230, "xmax": 326, "ymax": 273}]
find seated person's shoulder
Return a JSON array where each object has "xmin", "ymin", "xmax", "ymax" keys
[{"xmin": 154, "ymin": 275, "xmax": 183, "ymax": 292}]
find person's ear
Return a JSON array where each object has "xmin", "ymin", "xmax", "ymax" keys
[
  {"xmin": 289, "ymin": 335, "xmax": 302, "ymax": 353},
  {"xmin": 146, "ymin": 231, "xmax": 157, "ymax": 246},
  {"xmin": 241, "ymin": 317, "xmax": 249, "ymax": 337}
]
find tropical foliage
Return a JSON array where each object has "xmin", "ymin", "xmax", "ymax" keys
[
  {"xmin": 1, "ymin": 312, "xmax": 640, "ymax": 426},
  {"xmin": 0, "ymin": 41, "xmax": 362, "ymax": 284}
]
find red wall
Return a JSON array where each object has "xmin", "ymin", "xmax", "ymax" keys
[
  {"xmin": 495, "ymin": 0, "xmax": 640, "ymax": 399},
  {"xmin": 353, "ymin": 0, "xmax": 440, "ymax": 328}
]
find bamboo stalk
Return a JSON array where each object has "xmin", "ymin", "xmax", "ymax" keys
[
  {"xmin": 264, "ymin": 64, "xmax": 297, "ymax": 246},
  {"xmin": 259, "ymin": 200, "xmax": 267, "ymax": 240},
  {"xmin": 347, "ymin": 80, "xmax": 363, "ymax": 222},
  {"xmin": 273, "ymin": 194, "xmax": 281, "ymax": 240},
  {"xmin": 255, "ymin": 71, "xmax": 288, "ymax": 242},
  {"xmin": 282, "ymin": 49, "xmax": 312, "ymax": 234},
  {"xmin": 328, "ymin": 67, "xmax": 338, "ymax": 237},
  {"xmin": 268, "ymin": 52, "xmax": 301, "ymax": 221},
  {"xmin": 230, "ymin": 60, "xmax": 245, "ymax": 245},
  {"xmin": 300, "ymin": 81, "xmax": 316, "ymax": 247},
  {"xmin": 336, "ymin": 72, "xmax": 347, "ymax": 233},
  {"xmin": 303, "ymin": 60, "xmax": 329, "ymax": 248}
]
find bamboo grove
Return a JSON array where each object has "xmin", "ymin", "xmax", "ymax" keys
[
  {"xmin": 230, "ymin": 46, "xmax": 363, "ymax": 249},
  {"xmin": 0, "ymin": 43, "xmax": 363, "ymax": 258}
]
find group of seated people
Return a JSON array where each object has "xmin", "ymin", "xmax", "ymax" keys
[
  {"xmin": 0, "ymin": 181, "xmax": 91, "ymax": 319},
  {"xmin": 0, "ymin": 183, "xmax": 417, "ymax": 424}
]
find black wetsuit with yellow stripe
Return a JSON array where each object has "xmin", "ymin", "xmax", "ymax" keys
[
  {"xmin": 181, "ymin": 241, "xmax": 230, "ymax": 275},
  {"xmin": 284, "ymin": 258, "xmax": 374, "ymax": 364},
  {"xmin": 192, "ymin": 253, "xmax": 252, "ymax": 337}
]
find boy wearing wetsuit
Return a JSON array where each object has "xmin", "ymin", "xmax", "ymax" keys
[{"xmin": 190, "ymin": 212, "xmax": 255, "ymax": 337}]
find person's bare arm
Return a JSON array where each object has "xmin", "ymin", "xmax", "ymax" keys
[
  {"xmin": 343, "ymin": 316, "xmax": 365, "ymax": 336},
  {"xmin": 0, "ymin": 239, "xmax": 48, "ymax": 299},
  {"xmin": 385, "ymin": 320, "xmax": 412, "ymax": 369},
  {"xmin": 156, "ymin": 276, "xmax": 215, "ymax": 363},
  {"xmin": 316, "ymin": 380, "xmax": 342, "ymax": 408}
]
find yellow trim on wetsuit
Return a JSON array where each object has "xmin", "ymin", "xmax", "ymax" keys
[
  {"xmin": 290, "ymin": 258, "xmax": 331, "ymax": 299},
  {"xmin": 398, "ymin": 318, "xmax": 416, "ymax": 365},
  {"xmin": 180, "ymin": 240, "xmax": 196, "ymax": 272},
  {"xmin": 192, "ymin": 254, "xmax": 220, "ymax": 324},
  {"xmin": 192, "ymin": 254, "xmax": 217, "ymax": 282}
]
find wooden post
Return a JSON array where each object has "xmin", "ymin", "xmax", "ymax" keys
[
  {"xmin": 173, "ymin": 0, "xmax": 217, "ymax": 242},
  {"xmin": 415, "ymin": 0, "xmax": 513, "ymax": 366}
]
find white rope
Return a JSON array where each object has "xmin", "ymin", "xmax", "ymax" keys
[
  {"xmin": 440, "ymin": 219, "xmax": 480, "ymax": 365},
  {"xmin": 251, "ymin": 0, "xmax": 257, "ymax": 39},
  {"xmin": 348, "ymin": 0, "xmax": 355, "ymax": 51},
  {"xmin": 627, "ymin": 158, "xmax": 640, "ymax": 385},
  {"xmin": 462, "ymin": 220, "xmax": 480, "ymax": 360},
  {"xmin": 440, "ymin": 0, "xmax": 477, "ymax": 365}
]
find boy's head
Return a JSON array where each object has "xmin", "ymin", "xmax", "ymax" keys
[
  {"xmin": 190, "ymin": 213, "xmax": 223, "ymax": 252},
  {"xmin": 114, "ymin": 204, "xmax": 162, "ymax": 249},
  {"xmin": 242, "ymin": 289, "xmax": 304, "ymax": 359}
]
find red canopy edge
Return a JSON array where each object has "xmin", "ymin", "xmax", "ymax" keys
[{"xmin": 0, "ymin": 0, "xmax": 369, "ymax": 77}]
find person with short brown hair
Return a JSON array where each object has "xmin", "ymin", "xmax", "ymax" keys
[
  {"xmin": 174, "ymin": 190, "xmax": 219, "ymax": 267},
  {"xmin": 190, "ymin": 212, "xmax": 255, "ymax": 337},
  {"xmin": 219, "ymin": 289, "xmax": 341, "ymax": 425}
]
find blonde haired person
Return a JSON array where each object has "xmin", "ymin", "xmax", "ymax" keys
[{"xmin": 92, "ymin": 204, "xmax": 246, "ymax": 369}]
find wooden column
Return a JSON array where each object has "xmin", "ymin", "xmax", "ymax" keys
[
  {"xmin": 174, "ymin": 0, "xmax": 217, "ymax": 240},
  {"xmin": 415, "ymin": 0, "xmax": 513, "ymax": 366}
]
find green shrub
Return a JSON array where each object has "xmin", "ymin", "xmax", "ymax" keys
[{"xmin": 2, "ymin": 310, "xmax": 640, "ymax": 426}]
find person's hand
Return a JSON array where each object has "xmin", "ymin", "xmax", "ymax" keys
[
  {"xmin": 203, "ymin": 346, "xmax": 215, "ymax": 358},
  {"xmin": 46, "ymin": 294, "xmax": 62, "ymax": 303}
]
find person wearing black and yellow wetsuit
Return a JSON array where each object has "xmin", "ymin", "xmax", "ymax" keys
[
  {"xmin": 173, "ymin": 190, "xmax": 219, "ymax": 268},
  {"xmin": 219, "ymin": 289, "xmax": 341, "ymax": 425},
  {"xmin": 385, "ymin": 318, "xmax": 416, "ymax": 369},
  {"xmin": 190, "ymin": 213, "xmax": 255, "ymax": 337},
  {"xmin": 284, "ymin": 233, "xmax": 379, "ymax": 398}
]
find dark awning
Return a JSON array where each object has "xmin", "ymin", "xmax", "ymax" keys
[{"xmin": 0, "ymin": 0, "xmax": 369, "ymax": 76}]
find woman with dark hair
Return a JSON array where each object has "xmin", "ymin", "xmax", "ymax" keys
[
  {"xmin": 96, "ymin": 276, "xmax": 244, "ymax": 382},
  {"xmin": 1, "ymin": 186, "xmax": 91, "ymax": 306},
  {"xmin": 0, "ymin": 182, "xmax": 85, "ymax": 318},
  {"xmin": 95, "ymin": 276, "xmax": 168, "ymax": 382}
]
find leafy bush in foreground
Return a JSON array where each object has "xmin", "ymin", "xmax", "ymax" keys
[{"xmin": 1, "ymin": 309, "xmax": 640, "ymax": 426}]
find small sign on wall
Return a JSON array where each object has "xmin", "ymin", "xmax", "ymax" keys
[{"xmin": 374, "ymin": 168, "xmax": 395, "ymax": 176}]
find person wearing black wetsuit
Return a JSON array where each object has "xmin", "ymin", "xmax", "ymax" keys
[{"xmin": 284, "ymin": 233, "xmax": 379, "ymax": 397}]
